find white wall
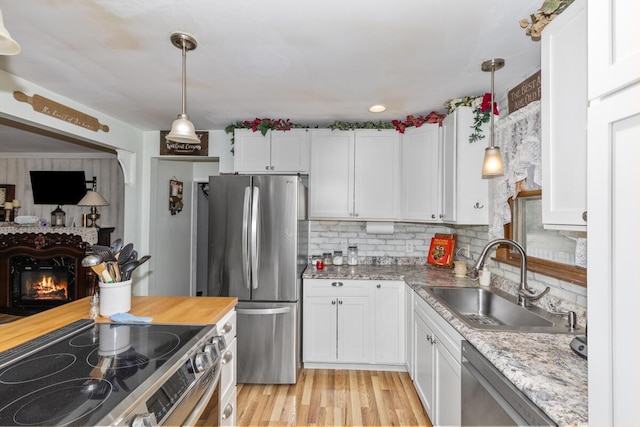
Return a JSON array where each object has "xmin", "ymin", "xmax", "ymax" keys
[
  {"xmin": 0, "ymin": 155, "xmax": 125, "ymax": 239},
  {"xmin": 148, "ymin": 158, "xmax": 194, "ymax": 296}
]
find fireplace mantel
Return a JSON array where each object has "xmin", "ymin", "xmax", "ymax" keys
[
  {"xmin": 0, "ymin": 226, "xmax": 98, "ymax": 245},
  {"xmin": 0, "ymin": 231, "xmax": 95, "ymax": 314}
]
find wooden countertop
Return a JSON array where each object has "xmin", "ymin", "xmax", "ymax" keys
[{"xmin": 0, "ymin": 296, "xmax": 237, "ymax": 353}]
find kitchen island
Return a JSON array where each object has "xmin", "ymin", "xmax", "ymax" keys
[
  {"xmin": 0, "ymin": 295, "xmax": 237, "ymax": 352},
  {"xmin": 304, "ymin": 264, "xmax": 588, "ymax": 426}
]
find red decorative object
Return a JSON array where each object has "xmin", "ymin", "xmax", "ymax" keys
[
  {"xmin": 243, "ymin": 118, "xmax": 293, "ymax": 136},
  {"xmin": 427, "ymin": 237, "xmax": 456, "ymax": 268},
  {"xmin": 480, "ymin": 93, "xmax": 499, "ymax": 115},
  {"xmin": 392, "ymin": 111, "xmax": 447, "ymax": 133}
]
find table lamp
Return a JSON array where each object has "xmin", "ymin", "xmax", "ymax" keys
[{"xmin": 77, "ymin": 191, "xmax": 109, "ymax": 228}]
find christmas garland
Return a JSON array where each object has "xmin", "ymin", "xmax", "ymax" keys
[{"xmin": 444, "ymin": 93, "xmax": 499, "ymax": 143}]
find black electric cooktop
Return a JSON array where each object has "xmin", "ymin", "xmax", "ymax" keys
[{"xmin": 0, "ymin": 320, "xmax": 208, "ymax": 426}]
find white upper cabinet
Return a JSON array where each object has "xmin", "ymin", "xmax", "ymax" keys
[
  {"xmin": 541, "ymin": 0, "xmax": 588, "ymax": 229},
  {"xmin": 233, "ymin": 129, "xmax": 309, "ymax": 174},
  {"xmin": 309, "ymin": 129, "xmax": 399, "ymax": 220},
  {"xmin": 400, "ymin": 124, "xmax": 443, "ymax": 222},
  {"xmin": 354, "ymin": 130, "xmax": 400, "ymax": 220},
  {"xmin": 441, "ymin": 107, "xmax": 489, "ymax": 225},
  {"xmin": 588, "ymin": 0, "xmax": 640, "ymax": 99}
]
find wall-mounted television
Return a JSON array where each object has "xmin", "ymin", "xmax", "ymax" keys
[{"xmin": 30, "ymin": 171, "xmax": 88, "ymax": 205}]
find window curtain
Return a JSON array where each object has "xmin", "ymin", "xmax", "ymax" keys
[{"xmin": 488, "ymin": 100, "xmax": 542, "ymax": 240}]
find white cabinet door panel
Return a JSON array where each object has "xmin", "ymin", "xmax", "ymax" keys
[
  {"xmin": 309, "ymin": 130, "xmax": 354, "ymax": 218},
  {"xmin": 373, "ymin": 281, "xmax": 405, "ymax": 364},
  {"xmin": 337, "ymin": 296, "xmax": 372, "ymax": 363},
  {"xmin": 234, "ymin": 130, "xmax": 271, "ymax": 173},
  {"xmin": 354, "ymin": 130, "xmax": 400, "ymax": 219},
  {"xmin": 588, "ymin": 0, "xmax": 640, "ymax": 99},
  {"xmin": 542, "ymin": 1, "xmax": 588, "ymax": 229},
  {"xmin": 270, "ymin": 130, "xmax": 309, "ymax": 173},
  {"xmin": 303, "ymin": 297, "xmax": 338, "ymax": 363}
]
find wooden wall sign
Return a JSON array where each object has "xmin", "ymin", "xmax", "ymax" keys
[
  {"xmin": 508, "ymin": 70, "xmax": 541, "ymax": 113},
  {"xmin": 13, "ymin": 91, "xmax": 109, "ymax": 132},
  {"xmin": 160, "ymin": 131, "xmax": 209, "ymax": 156}
]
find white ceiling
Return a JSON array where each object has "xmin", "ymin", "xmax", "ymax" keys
[{"xmin": 0, "ymin": 0, "xmax": 543, "ymax": 153}]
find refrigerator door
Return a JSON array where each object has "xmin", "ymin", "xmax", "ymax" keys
[
  {"xmin": 251, "ymin": 175, "xmax": 300, "ymax": 302},
  {"xmin": 208, "ymin": 175, "xmax": 252, "ymax": 300},
  {"xmin": 236, "ymin": 301, "xmax": 299, "ymax": 384}
]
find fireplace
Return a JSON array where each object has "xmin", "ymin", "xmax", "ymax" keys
[
  {"xmin": 12, "ymin": 256, "xmax": 75, "ymax": 308},
  {"xmin": 0, "ymin": 232, "xmax": 94, "ymax": 314}
]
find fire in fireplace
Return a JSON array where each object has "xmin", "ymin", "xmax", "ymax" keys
[
  {"xmin": 11, "ymin": 256, "xmax": 75, "ymax": 308},
  {"xmin": 21, "ymin": 267, "xmax": 69, "ymax": 301}
]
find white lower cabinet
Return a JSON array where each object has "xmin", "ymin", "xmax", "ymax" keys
[
  {"xmin": 405, "ymin": 283, "xmax": 415, "ymax": 379},
  {"xmin": 303, "ymin": 279, "xmax": 405, "ymax": 367},
  {"xmin": 413, "ymin": 294, "xmax": 462, "ymax": 426},
  {"xmin": 373, "ymin": 281, "xmax": 405, "ymax": 364},
  {"xmin": 218, "ymin": 310, "xmax": 237, "ymax": 426}
]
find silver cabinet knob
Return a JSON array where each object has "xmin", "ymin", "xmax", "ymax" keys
[
  {"xmin": 222, "ymin": 351, "xmax": 233, "ymax": 365},
  {"xmin": 431, "ymin": 214, "xmax": 436, "ymax": 219},
  {"xmin": 582, "ymin": 211, "xmax": 587, "ymax": 222},
  {"xmin": 271, "ymin": 166, "xmax": 275, "ymax": 170},
  {"xmin": 376, "ymin": 284, "xmax": 381, "ymax": 288},
  {"xmin": 331, "ymin": 300, "xmax": 336, "ymax": 305},
  {"xmin": 265, "ymin": 166, "xmax": 270, "ymax": 170},
  {"xmin": 338, "ymin": 300, "xmax": 343, "ymax": 305},
  {"xmin": 221, "ymin": 403, "xmax": 234, "ymax": 421}
]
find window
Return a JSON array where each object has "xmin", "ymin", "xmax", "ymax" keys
[{"xmin": 495, "ymin": 189, "xmax": 587, "ymax": 287}]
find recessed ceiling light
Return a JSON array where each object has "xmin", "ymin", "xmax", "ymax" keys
[{"xmin": 369, "ymin": 105, "xmax": 386, "ymax": 113}]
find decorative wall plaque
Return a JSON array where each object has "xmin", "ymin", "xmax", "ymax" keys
[
  {"xmin": 160, "ymin": 131, "xmax": 209, "ymax": 156},
  {"xmin": 13, "ymin": 91, "xmax": 110, "ymax": 132},
  {"xmin": 508, "ymin": 70, "xmax": 542, "ymax": 113}
]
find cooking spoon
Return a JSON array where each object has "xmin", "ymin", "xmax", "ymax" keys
[
  {"xmin": 110, "ymin": 238, "xmax": 123, "ymax": 255},
  {"xmin": 117, "ymin": 243, "xmax": 134, "ymax": 266},
  {"xmin": 81, "ymin": 254, "xmax": 106, "ymax": 279}
]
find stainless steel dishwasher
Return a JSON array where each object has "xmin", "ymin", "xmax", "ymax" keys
[{"xmin": 461, "ymin": 341, "xmax": 556, "ymax": 426}]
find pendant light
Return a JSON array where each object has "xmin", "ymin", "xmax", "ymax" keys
[
  {"xmin": 166, "ymin": 32, "xmax": 199, "ymax": 144},
  {"xmin": 481, "ymin": 58, "xmax": 505, "ymax": 177},
  {"xmin": 0, "ymin": 8, "xmax": 20, "ymax": 55}
]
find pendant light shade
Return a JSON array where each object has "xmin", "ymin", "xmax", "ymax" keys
[
  {"xmin": 166, "ymin": 32, "xmax": 199, "ymax": 144},
  {"xmin": 0, "ymin": 8, "xmax": 20, "ymax": 55},
  {"xmin": 481, "ymin": 58, "xmax": 505, "ymax": 177},
  {"xmin": 482, "ymin": 146, "xmax": 504, "ymax": 176}
]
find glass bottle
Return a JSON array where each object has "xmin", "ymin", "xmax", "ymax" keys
[
  {"xmin": 347, "ymin": 246, "xmax": 359, "ymax": 266},
  {"xmin": 332, "ymin": 250, "xmax": 343, "ymax": 266},
  {"xmin": 323, "ymin": 252, "xmax": 333, "ymax": 265}
]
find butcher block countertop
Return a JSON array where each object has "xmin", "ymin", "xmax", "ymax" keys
[{"xmin": 0, "ymin": 296, "xmax": 237, "ymax": 353}]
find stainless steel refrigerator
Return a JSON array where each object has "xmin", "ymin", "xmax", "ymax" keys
[{"xmin": 208, "ymin": 175, "xmax": 308, "ymax": 384}]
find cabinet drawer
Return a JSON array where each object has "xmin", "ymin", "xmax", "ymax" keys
[
  {"xmin": 220, "ymin": 338, "xmax": 236, "ymax": 398},
  {"xmin": 219, "ymin": 386, "xmax": 237, "ymax": 427},
  {"xmin": 217, "ymin": 310, "xmax": 237, "ymax": 343},
  {"xmin": 304, "ymin": 279, "xmax": 372, "ymax": 297}
]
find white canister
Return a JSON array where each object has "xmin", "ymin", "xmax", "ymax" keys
[
  {"xmin": 99, "ymin": 279, "xmax": 132, "ymax": 316},
  {"xmin": 478, "ymin": 268, "xmax": 491, "ymax": 286},
  {"xmin": 347, "ymin": 246, "xmax": 358, "ymax": 266}
]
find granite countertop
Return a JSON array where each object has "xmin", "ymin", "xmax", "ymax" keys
[{"xmin": 303, "ymin": 264, "xmax": 588, "ymax": 426}]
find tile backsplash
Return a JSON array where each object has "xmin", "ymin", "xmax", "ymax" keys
[{"xmin": 308, "ymin": 220, "xmax": 587, "ymax": 313}]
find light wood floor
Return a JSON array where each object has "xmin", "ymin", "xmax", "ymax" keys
[{"xmin": 236, "ymin": 369, "xmax": 432, "ymax": 427}]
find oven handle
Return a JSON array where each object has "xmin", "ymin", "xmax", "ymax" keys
[{"xmin": 182, "ymin": 359, "xmax": 223, "ymax": 427}]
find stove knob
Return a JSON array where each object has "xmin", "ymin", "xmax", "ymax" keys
[
  {"xmin": 203, "ymin": 343, "xmax": 219, "ymax": 361},
  {"xmin": 211, "ymin": 335, "xmax": 227, "ymax": 352},
  {"xmin": 193, "ymin": 352, "xmax": 211, "ymax": 373},
  {"xmin": 131, "ymin": 412, "xmax": 155, "ymax": 427}
]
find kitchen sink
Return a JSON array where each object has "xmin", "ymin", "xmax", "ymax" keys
[{"xmin": 426, "ymin": 286, "xmax": 580, "ymax": 333}]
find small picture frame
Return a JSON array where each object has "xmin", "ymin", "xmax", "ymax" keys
[
  {"xmin": 0, "ymin": 184, "xmax": 16, "ymax": 222},
  {"xmin": 169, "ymin": 179, "xmax": 183, "ymax": 215}
]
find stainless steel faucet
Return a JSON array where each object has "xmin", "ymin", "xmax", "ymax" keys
[{"xmin": 467, "ymin": 239, "xmax": 550, "ymax": 307}]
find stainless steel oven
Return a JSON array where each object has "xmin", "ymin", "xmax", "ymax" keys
[
  {"xmin": 461, "ymin": 341, "xmax": 556, "ymax": 426},
  {"xmin": 0, "ymin": 319, "xmax": 225, "ymax": 426}
]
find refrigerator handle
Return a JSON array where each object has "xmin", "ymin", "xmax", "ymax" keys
[
  {"xmin": 242, "ymin": 186, "xmax": 251, "ymax": 290},
  {"xmin": 250, "ymin": 186, "xmax": 260, "ymax": 290},
  {"xmin": 236, "ymin": 306, "xmax": 292, "ymax": 315}
]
